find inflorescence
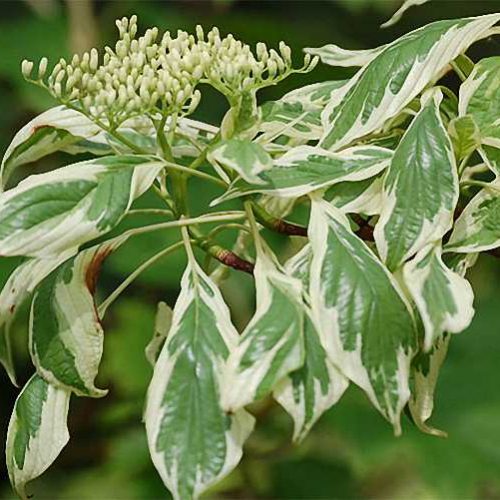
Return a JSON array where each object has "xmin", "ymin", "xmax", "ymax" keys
[{"xmin": 21, "ymin": 16, "xmax": 318, "ymax": 126}]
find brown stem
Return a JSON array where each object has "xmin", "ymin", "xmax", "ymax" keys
[
  {"xmin": 251, "ymin": 202, "xmax": 308, "ymax": 237},
  {"xmin": 350, "ymin": 214, "xmax": 375, "ymax": 241}
]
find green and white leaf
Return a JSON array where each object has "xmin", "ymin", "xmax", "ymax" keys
[
  {"xmin": 145, "ymin": 255, "xmax": 254, "ymax": 500},
  {"xmin": 317, "ymin": 14, "xmax": 500, "ymax": 151},
  {"xmin": 145, "ymin": 301, "xmax": 173, "ymax": 367},
  {"xmin": 274, "ymin": 245, "xmax": 349, "ymax": 442},
  {"xmin": 446, "ymin": 179, "xmax": 500, "ymax": 253},
  {"xmin": 403, "ymin": 244, "xmax": 474, "ymax": 351},
  {"xmin": 0, "ymin": 155, "xmax": 163, "ymax": 258},
  {"xmin": 259, "ymin": 101, "xmax": 323, "ymax": 141},
  {"xmin": 0, "ymin": 253, "xmax": 73, "ymax": 384},
  {"xmin": 257, "ymin": 81, "xmax": 350, "ymax": 142},
  {"xmin": 305, "ymin": 44, "xmax": 385, "ymax": 67},
  {"xmin": 0, "ymin": 105, "xmax": 101, "ymax": 189},
  {"xmin": 309, "ymin": 199, "xmax": 417, "ymax": 433},
  {"xmin": 448, "ymin": 115, "xmax": 481, "ymax": 160},
  {"xmin": 326, "ymin": 175, "xmax": 384, "ymax": 215},
  {"xmin": 6, "ymin": 374, "xmax": 70, "ymax": 499},
  {"xmin": 459, "ymin": 56, "xmax": 500, "ymax": 148},
  {"xmin": 30, "ymin": 237, "xmax": 125, "ymax": 396},
  {"xmin": 409, "ymin": 333, "xmax": 450, "ymax": 437},
  {"xmin": 222, "ymin": 245, "xmax": 304, "ymax": 411},
  {"xmin": 277, "ymin": 80, "xmax": 349, "ymax": 109},
  {"xmin": 212, "ymin": 145, "xmax": 392, "ymax": 204},
  {"xmin": 480, "ymin": 145, "xmax": 500, "ymax": 177},
  {"xmin": 381, "ymin": 0, "xmax": 430, "ymax": 28},
  {"xmin": 374, "ymin": 90, "xmax": 458, "ymax": 271},
  {"xmin": 208, "ymin": 139, "xmax": 273, "ymax": 184}
]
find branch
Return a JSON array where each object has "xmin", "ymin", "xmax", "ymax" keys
[{"xmin": 251, "ymin": 202, "xmax": 308, "ymax": 237}]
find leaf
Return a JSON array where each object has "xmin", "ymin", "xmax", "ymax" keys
[
  {"xmin": 145, "ymin": 301, "xmax": 173, "ymax": 367},
  {"xmin": 144, "ymin": 255, "xmax": 254, "ymax": 500},
  {"xmin": 480, "ymin": 145, "xmax": 500, "ymax": 177},
  {"xmin": 257, "ymin": 81, "xmax": 350, "ymax": 142},
  {"xmin": 259, "ymin": 101, "xmax": 323, "ymax": 141},
  {"xmin": 222, "ymin": 245, "xmax": 304, "ymax": 411},
  {"xmin": 381, "ymin": 0, "xmax": 430, "ymax": 28},
  {"xmin": 0, "ymin": 106, "xmax": 101, "ymax": 189},
  {"xmin": 6, "ymin": 374, "xmax": 71, "ymax": 499},
  {"xmin": 446, "ymin": 179, "xmax": 500, "ymax": 253},
  {"xmin": 0, "ymin": 253, "xmax": 73, "ymax": 384},
  {"xmin": 274, "ymin": 80, "xmax": 349, "ymax": 109},
  {"xmin": 374, "ymin": 90, "xmax": 458, "ymax": 271},
  {"xmin": 403, "ymin": 244, "xmax": 474, "ymax": 351},
  {"xmin": 0, "ymin": 107, "xmax": 217, "ymax": 190},
  {"xmin": 317, "ymin": 14, "xmax": 500, "ymax": 151},
  {"xmin": 212, "ymin": 145, "xmax": 392, "ymax": 204},
  {"xmin": 326, "ymin": 175, "xmax": 384, "ymax": 216},
  {"xmin": 308, "ymin": 199, "xmax": 417, "ymax": 433},
  {"xmin": 208, "ymin": 139, "xmax": 273, "ymax": 184},
  {"xmin": 409, "ymin": 333, "xmax": 450, "ymax": 437},
  {"xmin": 304, "ymin": 44, "xmax": 385, "ymax": 67},
  {"xmin": 0, "ymin": 155, "xmax": 163, "ymax": 258},
  {"xmin": 448, "ymin": 115, "xmax": 481, "ymax": 160},
  {"xmin": 459, "ymin": 56, "xmax": 500, "ymax": 148},
  {"xmin": 30, "ymin": 237, "xmax": 125, "ymax": 396},
  {"xmin": 274, "ymin": 245, "xmax": 349, "ymax": 442}
]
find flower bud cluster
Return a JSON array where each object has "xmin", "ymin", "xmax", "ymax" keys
[
  {"xmin": 200, "ymin": 28, "xmax": 317, "ymax": 97},
  {"xmin": 21, "ymin": 16, "xmax": 318, "ymax": 123}
]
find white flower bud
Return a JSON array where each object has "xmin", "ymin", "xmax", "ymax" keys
[
  {"xmin": 187, "ymin": 89, "xmax": 201, "ymax": 113},
  {"xmin": 66, "ymin": 75, "xmax": 76, "ymax": 91},
  {"xmin": 38, "ymin": 57, "xmax": 48, "ymax": 79},
  {"xmin": 192, "ymin": 65, "xmax": 203, "ymax": 80},
  {"xmin": 267, "ymin": 59, "xmax": 277, "ymax": 77},
  {"xmin": 196, "ymin": 25, "xmax": 204, "ymax": 41},
  {"xmin": 279, "ymin": 41, "xmax": 292, "ymax": 63},
  {"xmin": 53, "ymin": 82, "xmax": 62, "ymax": 97},
  {"xmin": 90, "ymin": 48, "xmax": 99, "ymax": 71},
  {"xmin": 21, "ymin": 60, "xmax": 34, "ymax": 79},
  {"xmin": 175, "ymin": 89, "xmax": 185, "ymax": 105}
]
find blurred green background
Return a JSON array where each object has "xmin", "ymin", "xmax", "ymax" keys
[{"xmin": 1, "ymin": 1, "xmax": 500, "ymax": 498}]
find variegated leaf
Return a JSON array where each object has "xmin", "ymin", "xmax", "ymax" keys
[
  {"xmin": 480, "ymin": 145, "xmax": 500, "ymax": 177},
  {"xmin": 446, "ymin": 179, "xmax": 500, "ymax": 253},
  {"xmin": 304, "ymin": 44, "xmax": 385, "ymax": 67},
  {"xmin": 145, "ymin": 256, "xmax": 254, "ymax": 500},
  {"xmin": 208, "ymin": 139, "xmax": 273, "ymax": 184},
  {"xmin": 258, "ymin": 81, "xmax": 350, "ymax": 142},
  {"xmin": 309, "ymin": 199, "xmax": 417, "ymax": 433},
  {"xmin": 374, "ymin": 90, "xmax": 458, "ymax": 271},
  {"xmin": 317, "ymin": 14, "xmax": 500, "ymax": 151},
  {"xmin": 6, "ymin": 374, "xmax": 70, "ymax": 499},
  {"xmin": 381, "ymin": 0, "xmax": 431, "ymax": 28},
  {"xmin": 0, "ymin": 253, "xmax": 74, "ymax": 384},
  {"xmin": 274, "ymin": 245, "xmax": 349, "ymax": 442},
  {"xmin": 448, "ymin": 115, "xmax": 481, "ymax": 160},
  {"xmin": 212, "ymin": 145, "xmax": 392, "ymax": 204},
  {"xmin": 459, "ymin": 56, "xmax": 500, "ymax": 148},
  {"xmin": 409, "ymin": 333, "xmax": 450, "ymax": 437},
  {"xmin": 403, "ymin": 244, "xmax": 474, "ymax": 351},
  {"xmin": 145, "ymin": 301, "xmax": 173, "ymax": 367},
  {"xmin": 259, "ymin": 101, "xmax": 323, "ymax": 141},
  {"xmin": 1, "ymin": 108, "xmax": 218, "ymax": 190},
  {"xmin": 326, "ymin": 175, "xmax": 384, "ymax": 215},
  {"xmin": 0, "ymin": 105, "xmax": 101, "ymax": 189},
  {"xmin": 275, "ymin": 80, "xmax": 349, "ymax": 109},
  {"xmin": 222, "ymin": 245, "xmax": 304, "ymax": 411},
  {"xmin": 30, "ymin": 237, "xmax": 126, "ymax": 396},
  {"xmin": 0, "ymin": 155, "xmax": 163, "ymax": 258}
]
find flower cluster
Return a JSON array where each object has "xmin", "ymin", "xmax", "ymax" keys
[{"xmin": 21, "ymin": 16, "xmax": 318, "ymax": 125}]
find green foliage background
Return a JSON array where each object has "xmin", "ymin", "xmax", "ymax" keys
[{"xmin": 1, "ymin": 1, "xmax": 500, "ymax": 498}]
